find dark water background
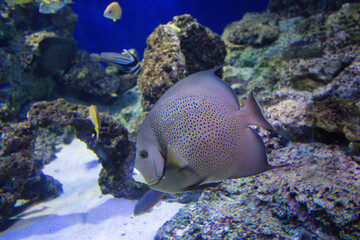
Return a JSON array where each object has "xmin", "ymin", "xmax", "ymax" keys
[{"xmin": 70, "ymin": 0, "xmax": 269, "ymax": 57}]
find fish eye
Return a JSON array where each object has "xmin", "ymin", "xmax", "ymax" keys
[
  {"xmin": 108, "ymin": 10, "xmax": 112, "ymax": 14},
  {"xmin": 139, "ymin": 150, "xmax": 148, "ymax": 159}
]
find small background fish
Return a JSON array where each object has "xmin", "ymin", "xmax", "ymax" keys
[
  {"xmin": 36, "ymin": 37, "xmax": 77, "ymax": 76},
  {"xmin": 38, "ymin": 0, "xmax": 72, "ymax": 14},
  {"xmin": 89, "ymin": 105, "xmax": 101, "ymax": 141},
  {"xmin": 103, "ymin": 2, "xmax": 122, "ymax": 22},
  {"xmin": 90, "ymin": 49, "xmax": 140, "ymax": 74}
]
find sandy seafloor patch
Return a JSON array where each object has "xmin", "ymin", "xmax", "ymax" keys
[{"xmin": 0, "ymin": 139, "xmax": 183, "ymax": 240}]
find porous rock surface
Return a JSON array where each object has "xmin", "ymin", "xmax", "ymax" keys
[
  {"xmin": 0, "ymin": 122, "xmax": 62, "ymax": 227},
  {"xmin": 155, "ymin": 2, "xmax": 360, "ymax": 239},
  {"xmin": 268, "ymin": 0, "xmax": 358, "ymax": 17},
  {"xmin": 27, "ymin": 99, "xmax": 148, "ymax": 199},
  {"xmin": 156, "ymin": 143, "xmax": 360, "ymax": 239},
  {"xmin": 61, "ymin": 51, "xmax": 138, "ymax": 100},
  {"xmin": 138, "ymin": 14, "xmax": 226, "ymax": 110}
]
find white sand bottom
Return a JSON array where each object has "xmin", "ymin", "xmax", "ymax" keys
[{"xmin": 0, "ymin": 139, "xmax": 183, "ymax": 240}]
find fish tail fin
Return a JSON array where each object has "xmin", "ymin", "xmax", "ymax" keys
[
  {"xmin": 90, "ymin": 53, "xmax": 102, "ymax": 62},
  {"xmin": 231, "ymin": 128, "xmax": 279, "ymax": 179},
  {"xmin": 96, "ymin": 128, "xmax": 99, "ymax": 141},
  {"xmin": 241, "ymin": 89, "xmax": 273, "ymax": 130}
]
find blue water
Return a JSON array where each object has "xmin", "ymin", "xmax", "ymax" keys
[{"xmin": 71, "ymin": 0, "xmax": 269, "ymax": 58}]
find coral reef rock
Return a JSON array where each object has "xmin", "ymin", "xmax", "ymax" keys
[
  {"xmin": 156, "ymin": 143, "xmax": 360, "ymax": 239},
  {"xmin": 268, "ymin": 0, "xmax": 358, "ymax": 17},
  {"xmin": 61, "ymin": 50, "xmax": 138, "ymax": 102},
  {"xmin": 0, "ymin": 1, "xmax": 78, "ymax": 120},
  {"xmin": 27, "ymin": 99, "xmax": 148, "ymax": 199},
  {"xmin": 138, "ymin": 14, "xmax": 226, "ymax": 110},
  {"xmin": 221, "ymin": 3, "xmax": 360, "ymax": 149},
  {"xmin": 0, "ymin": 122, "xmax": 62, "ymax": 227},
  {"xmin": 224, "ymin": 12, "xmax": 280, "ymax": 47}
]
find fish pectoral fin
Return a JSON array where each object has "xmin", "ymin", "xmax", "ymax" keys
[
  {"xmin": 167, "ymin": 145, "xmax": 188, "ymax": 169},
  {"xmin": 231, "ymin": 128, "xmax": 281, "ymax": 179},
  {"xmin": 134, "ymin": 190, "xmax": 165, "ymax": 216},
  {"xmin": 184, "ymin": 178, "xmax": 221, "ymax": 191}
]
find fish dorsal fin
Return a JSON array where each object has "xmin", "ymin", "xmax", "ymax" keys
[
  {"xmin": 231, "ymin": 128, "xmax": 279, "ymax": 179},
  {"xmin": 242, "ymin": 90, "xmax": 273, "ymax": 130},
  {"xmin": 167, "ymin": 146, "xmax": 188, "ymax": 169},
  {"xmin": 154, "ymin": 64, "xmax": 240, "ymax": 111}
]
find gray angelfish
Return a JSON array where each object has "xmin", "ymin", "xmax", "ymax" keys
[{"xmin": 132, "ymin": 64, "xmax": 285, "ymax": 215}]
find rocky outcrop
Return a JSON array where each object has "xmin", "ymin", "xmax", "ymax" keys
[
  {"xmin": 221, "ymin": 3, "xmax": 360, "ymax": 152},
  {"xmin": 156, "ymin": 143, "xmax": 360, "ymax": 239},
  {"xmin": 0, "ymin": 2, "xmax": 78, "ymax": 121},
  {"xmin": 60, "ymin": 51, "xmax": 138, "ymax": 102},
  {"xmin": 224, "ymin": 13, "xmax": 280, "ymax": 47},
  {"xmin": 268, "ymin": 0, "xmax": 358, "ymax": 17},
  {"xmin": 0, "ymin": 122, "xmax": 62, "ymax": 227},
  {"xmin": 27, "ymin": 99, "xmax": 148, "ymax": 199},
  {"xmin": 155, "ymin": 2, "xmax": 360, "ymax": 239},
  {"xmin": 138, "ymin": 14, "xmax": 226, "ymax": 110}
]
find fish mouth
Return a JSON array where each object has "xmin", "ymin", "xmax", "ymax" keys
[{"xmin": 132, "ymin": 168, "xmax": 159, "ymax": 186}]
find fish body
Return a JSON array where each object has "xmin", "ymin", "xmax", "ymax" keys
[
  {"xmin": 37, "ymin": 37, "xmax": 77, "ymax": 76},
  {"xmin": 90, "ymin": 49, "xmax": 140, "ymax": 74},
  {"xmin": 38, "ymin": 0, "xmax": 71, "ymax": 14},
  {"xmin": 103, "ymin": 2, "xmax": 122, "ymax": 22},
  {"xmin": 133, "ymin": 65, "xmax": 282, "ymax": 194},
  {"xmin": 89, "ymin": 105, "xmax": 101, "ymax": 141}
]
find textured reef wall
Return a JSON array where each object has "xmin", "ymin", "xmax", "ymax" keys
[
  {"xmin": 0, "ymin": 1, "xmax": 142, "ymax": 227},
  {"xmin": 268, "ymin": 0, "xmax": 358, "ymax": 17},
  {"xmin": 156, "ymin": 143, "xmax": 360, "ymax": 239},
  {"xmin": 138, "ymin": 14, "xmax": 226, "ymax": 110},
  {"xmin": 155, "ymin": 2, "xmax": 360, "ymax": 239},
  {"xmin": 26, "ymin": 99, "xmax": 148, "ymax": 200},
  {"xmin": 0, "ymin": 0, "xmax": 138, "ymax": 121},
  {"xmin": 0, "ymin": 1, "xmax": 78, "ymax": 121},
  {"xmin": 0, "ymin": 122, "xmax": 63, "ymax": 227},
  {"xmin": 221, "ymin": 3, "xmax": 360, "ymax": 150}
]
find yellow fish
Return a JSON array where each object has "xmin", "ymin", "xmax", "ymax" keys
[
  {"xmin": 103, "ymin": 2, "xmax": 122, "ymax": 22},
  {"xmin": 38, "ymin": 0, "xmax": 72, "ymax": 14},
  {"xmin": 89, "ymin": 105, "xmax": 101, "ymax": 141}
]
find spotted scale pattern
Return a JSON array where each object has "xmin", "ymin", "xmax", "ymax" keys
[{"xmin": 150, "ymin": 93, "xmax": 247, "ymax": 182}]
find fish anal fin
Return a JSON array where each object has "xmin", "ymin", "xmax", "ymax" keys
[
  {"xmin": 133, "ymin": 190, "xmax": 165, "ymax": 216},
  {"xmin": 242, "ymin": 90, "xmax": 273, "ymax": 130},
  {"xmin": 167, "ymin": 146, "xmax": 188, "ymax": 169},
  {"xmin": 231, "ymin": 128, "xmax": 277, "ymax": 179}
]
